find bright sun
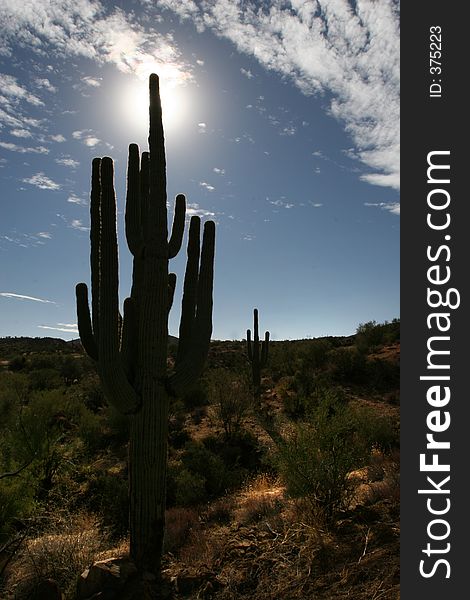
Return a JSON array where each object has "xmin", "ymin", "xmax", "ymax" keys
[{"xmin": 121, "ymin": 75, "xmax": 189, "ymax": 137}]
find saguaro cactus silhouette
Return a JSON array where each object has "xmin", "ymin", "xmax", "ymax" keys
[
  {"xmin": 246, "ymin": 308, "xmax": 269, "ymax": 401},
  {"xmin": 75, "ymin": 74, "xmax": 215, "ymax": 575}
]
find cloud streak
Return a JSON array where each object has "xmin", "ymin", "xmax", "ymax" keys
[
  {"xmin": 0, "ymin": 292, "xmax": 56, "ymax": 304},
  {"xmin": 159, "ymin": 0, "xmax": 400, "ymax": 191},
  {"xmin": 38, "ymin": 323, "xmax": 79, "ymax": 334}
]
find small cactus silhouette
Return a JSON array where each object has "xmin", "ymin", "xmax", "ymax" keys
[
  {"xmin": 75, "ymin": 73, "xmax": 215, "ymax": 575},
  {"xmin": 246, "ymin": 308, "xmax": 269, "ymax": 401}
]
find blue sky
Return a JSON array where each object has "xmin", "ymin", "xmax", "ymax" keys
[{"xmin": 0, "ymin": 0, "xmax": 400, "ymax": 341}]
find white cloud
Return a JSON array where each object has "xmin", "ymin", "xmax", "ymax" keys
[
  {"xmin": 240, "ymin": 67, "xmax": 254, "ymax": 79},
  {"xmin": 37, "ymin": 232, "xmax": 52, "ymax": 239},
  {"xmin": 364, "ymin": 201, "xmax": 400, "ymax": 215},
  {"xmin": 199, "ymin": 181, "xmax": 215, "ymax": 192},
  {"xmin": 22, "ymin": 172, "xmax": 61, "ymax": 190},
  {"xmin": 38, "ymin": 323, "xmax": 79, "ymax": 334},
  {"xmin": 186, "ymin": 203, "xmax": 215, "ymax": 217},
  {"xmin": 50, "ymin": 134, "xmax": 66, "ymax": 142},
  {"xmin": 67, "ymin": 194, "xmax": 86, "ymax": 204},
  {"xmin": 0, "ymin": 292, "xmax": 56, "ymax": 304},
  {"xmin": 213, "ymin": 167, "xmax": 225, "ymax": 175},
  {"xmin": 197, "ymin": 122, "xmax": 207, "ymax": 133},
  {"xmin": 9, "ymin": 128, "xmax": 32, "ymax": 139},
  {"xmin": 73, "ymin": 129, "xmax": 101, "ymax": 147},
  {"xmin": 0, "ymin": 73, "xmax": 44, "ymax": 106},
  {"xmin": 160, "ymin": 0, "xmax": 400, "ymax": 191},
  {"xmin": 0, "ymin": 141, "xmax": 49, "ymax": 154},
  {"xmin": 56, "ymin": 157, "xmax": 80, "ymax": 168},
  {"xmin": 270, "ymin": 198, "xmax": 294, "ymax": 209},
  {"xmin": 82, "ymin": 75, "xmax": 101, "ymax": 87},
  {"xmin": 35, "ymin": 78, "xmax": 57, "ymax": 93},
  {"xmin": 70, "ymin": 219, "xmax": 89, "ymax": 231},
  {"xmin": 0, "ymin": 1, "xmax": 192, "ymax": 89}
]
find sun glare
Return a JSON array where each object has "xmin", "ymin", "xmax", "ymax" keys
[{"xmin": 120, "ymin": 71, "xmax": 190, "ymax": 138}]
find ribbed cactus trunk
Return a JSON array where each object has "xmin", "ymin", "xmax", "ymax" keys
[
  {"xmin": 76, "ymin": 74, "xmax": 215, "ymax": 576},
  {"xmin": 247, "ymin": 308, "xmax": 269, "ymax": 402}
]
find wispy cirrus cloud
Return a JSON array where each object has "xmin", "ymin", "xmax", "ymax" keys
[
  {"xmin": 0, "ymin": 292, "xmax": 56, "ymax": 304},
  {"xmin": 38, "ymin": 323, "xmax": 79, "ymax": 334},
  {"xmin": 364, "ymin": 201, "xmax": 400, "ymax": 216},
  {"xmin": 159, "ymin": 0, "xmax": 400, "ymax": 191}
]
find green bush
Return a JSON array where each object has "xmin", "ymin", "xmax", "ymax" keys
[
  {"xmin": 174, "ymin": 469, "xmax": 207, "ymax": 506},
  {"xmin": 276, "ymin": 396, "xmax": 371, "ymax": 520},
  {"xmin": 328, "ymin": 347, "xmax": 367, "ymax": 383},
  {"xmin": 85, "ymin": 472, "xmax": 129, "ymax": 538},
  {"xmin": 0, "ymin": 477, "xmax": 36, "ymax": 542},
  {"xmin": 207, "ymin": 368, "xmax": 252, "ymax": 438}
]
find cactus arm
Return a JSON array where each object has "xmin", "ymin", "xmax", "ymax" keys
[
  {"xmin": 168, "ymin": 220, "xmax": 215, "ymax": 396},
  {"xmin": 261, "ymin": 331, "xmax": 270, "ymax": 367},
  {"xmin": 176, "ymin": 216, "xmax": 200, "ymax": 365},
  {"xmin": 140, "ymin": 151, "xmax": 150, "ymax": 243},
  {"xmin": 75, "ymin": 283, "xmax": 98, "ymax": 360},
  {"xmin": 247, "ymin": 329, "xmax": 253, "ymax": 361},
  {"xmin": 168, "ymin": 273, "xmax": 177, "ymax": 312},
  {"xmin": 168, "ymin": 193, "xmax": 186, "ymax": 258},
  {"xmin": 125, "ymin": 144, "xmax": 143, "ymax": 256},
  {"xmin": 98, "ymin": 157, "xmax": 140, "ymax": 415},
  {"xmin": 121, "ymin": 297, "xmax": 137, "ymax": 384}
]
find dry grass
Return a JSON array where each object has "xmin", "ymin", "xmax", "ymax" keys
[{"xmin": 2, "ymin": 512, "xmax": 108, "ymax": 599}]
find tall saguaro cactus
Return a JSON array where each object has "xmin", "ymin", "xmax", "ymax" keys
[
  {"xmin": 247, "ymin": 308, "xmax": 269, "ymax": 401},
  {"xmin": 75, "ymin": 74, "xmax": 215, "ymax": 576}
]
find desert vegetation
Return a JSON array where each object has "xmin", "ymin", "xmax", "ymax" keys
[
  {"xmin": 1, "ymin": 75, "xmax": 399, "ymax": 599},
  {"xmin": 0, "ymin": 319, "xmax": 399, "ymax": 599}
]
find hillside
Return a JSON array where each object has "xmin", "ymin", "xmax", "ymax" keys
[{"xmin": 0, "ymin": 320, "xmax": 399, "ymax": 599}]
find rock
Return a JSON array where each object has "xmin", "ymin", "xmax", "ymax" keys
[
  {"xmin": 77, "ymin": 558, "xmax": 138, "ymax": 600},
  {"xmin": 36, "ymin": 579, "xmax": 63, "ymax": 600}
]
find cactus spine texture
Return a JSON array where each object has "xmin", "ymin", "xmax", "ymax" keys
[
  {"xmin": 247, "ymin": 308, "xmax": 269, "ymax": 401},
  {"xmin": 75, "ymin": 74, "xmax": 215, "ymax": 575}
]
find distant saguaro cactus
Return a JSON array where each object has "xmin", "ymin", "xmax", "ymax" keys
[
  {"xmin": 75, "ymin": 74, "xmax": 215, "ymax": 576},
  {"xmin": 246, "ymin": 308, "xmax": 269, "ymax": 401}
]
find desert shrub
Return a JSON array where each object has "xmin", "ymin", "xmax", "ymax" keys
[
  {"xmin": 355, "ymin": 406, "xmax": 399, "ymax": 453},
  {"xmin": 8, "ymin": 354, "xmax": 26, "ymax": 372},
  {"xmin": 207, "ymin": 368, "xmax": 252, "ymax": 438},
  {"xmin": 164, "ymin": 507, "xmax": 200, "ymax": 554},
  {"xmin": 168, "ymin": 417, "xmax": 190, "ymax": 449},
  {"xmin": 58, "ymin": 355, "xmax": 83, "ymax": 386},
  {"xmin": 174, "ymin": 469, "xmax": 207, "ymax": 506},
  {"xmin": 204, "ymin": 430, "xmax": 262, "ymax": 472},
  {"xmin": 27, "ymin": 368, "xmax": 63, "ymax": 391},
  {"xmin": 328, "ymin": 347, "xmax": 367, "ymax": 383},
  {"xmin": 85, "ymin": 472, "xmax": 129, "ymax": 538},
  {"xmin": 181, "ymin": 442, "xmax": 229, "ymax": 497},
  {"xmin": 78, "ymin": 373, "xmax": 105, "ymax": 412},
  {"xmin": 355, "ymin": 319, "xmax": 400, "ymax": 352},
  {"xmin": 104, "ymin": 403, "xmax": 130, "ymax": 447},
  {"xmin": 365, "ymin": 358, "xmax": 400, "ymax": 391},
  {"xmin": 182, "ymin": 385, "xmax": 208, "ymax": 410},
  {"xmin": 4, "ymin": 513, "xmax": 107, "ymax": 599},
  {"xmin": 276, "ymin": 396, "xmax": 371, "ymax": 520},
  {"xmin": 0, "ymin": 477, "xmax": 36, "ymax": 542}
]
